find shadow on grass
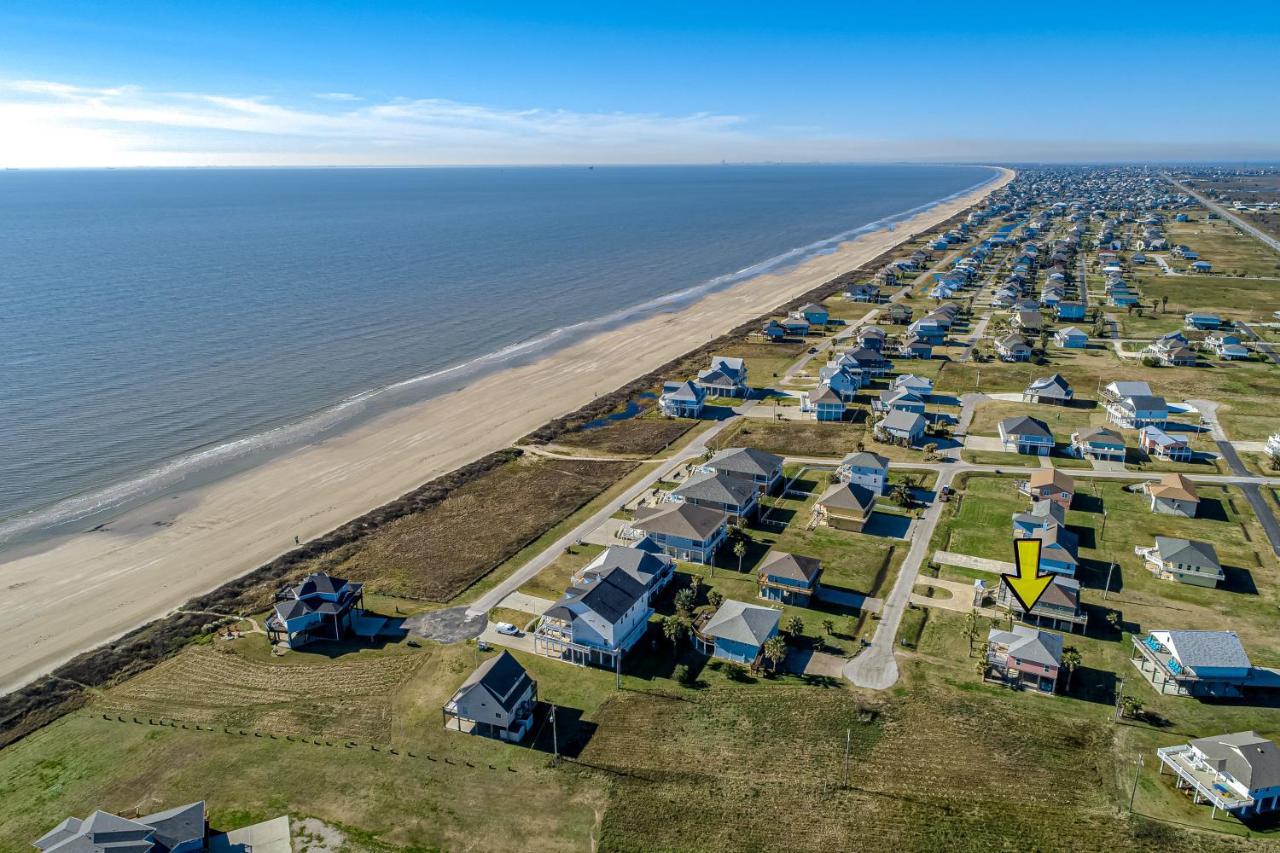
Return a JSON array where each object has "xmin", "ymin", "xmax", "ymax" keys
[
  {"xmin": 1063, "ymin": 665, "xmax": 1119, "ymax": 705},
  {"xmin": 1221, "ymin": 565, "xmax": 1259, "ymax": 595},
  {"xmin": 528, "ymin": 702, "xmax": 598, "ymax": 760},
  {"xmin": 1071, "ymin": 493, "xmax": 1105, "ymax": 514},
  {"xmin": 1197, "ymin": 497, "xmax": 1230, "ymax": 522},
  {"xmin": 1077, "ymin": 558, "xmax": 1124, "ymax": 593}
]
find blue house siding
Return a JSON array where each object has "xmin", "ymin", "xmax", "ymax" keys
[{"xmin": 712, "ymin": 636, "xmax": 765, "ymax": 664}]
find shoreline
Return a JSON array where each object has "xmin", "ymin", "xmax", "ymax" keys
[{"xmin": 0, "ymin": 166, "xmax": 1013, "ymax": 696}]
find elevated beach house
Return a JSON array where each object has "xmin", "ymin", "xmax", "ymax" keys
[
  {"xmin": 985, "ymin": 625, "xmax": 1063, "ymax": 695},
  {"xmin": 875, "ymin": 409, "xmax": 926, "ymax": 446},
  {"xmin": 1017, "ymin": 468, "xmax": 1074, "ymax": 509},
  {"xmin": 700, "ymin": 446, "xmax": 784, "ymax": 494},
  {"xmin": 1157, "ymin": 732, "xmax": 1280, "ymax": 820},
  {"xmin": 757, "ymin": 551, "xmax": 822, "ymax": 605},
  {"xmin": 813, "ymin": 481, "xmax": 876, "ymax": 532},
  {"xmin": 443, "ymin": 650, "xmax": 537, "ymax": 742},
  {"xmin": 267, "ymin": 571, "xmax": 365, "ymax": 649},
  {"xmin": 536, "ymin": 546, "xmax": 674, "ymax": 667},
  {"xmin": 798, "ymin": 302, "xmax": 830, "ymax": 326},
  {"xmin": 1143, "ymin": 472, "xmax": 1200, "ymax": 517},
  {"xmin": 695, "ymin": 356, "xmax": 749, "ymax": 398},
  {"xmin": 34, "ymin": 802, "xmax": 209, "ymax": 853},
  {"xmin": 1138, "ymin": 536, "xmax": 1222, "ymax": 587},
  {"xmin": 837, "ymin": 450, "xmax": 890, "ymax": 494},
  {"xmin": 629, "ymin": 501, "xmax": 728, "ymax": 564},
  {"xmin": 659, "ymin": 380, "xmax": 706, "ymax": 418},
  {"xmin": 1054, "ymin": 326, "xmax": 1088, "ymax": 349},
  {"xmin": 1130, "ymin": 630, "xmax": 1265, "ymax": 698},
  {"xmin": 1022, "ymin": 373, "xmax": 1073, "ymax": 406},
  {"xmin": 994, "ymin": 574, "xmax": 1087, "ymax": 633},
  {"xmin": 998, "ymin": 415, "xmax": 1054, "ymax": 455},
  {"xmin": 671, "ymin": 470, "xmax": 760, "ymax": 522},
  {"xmin": 857, "ymin": 326, "xmax": 887, "ymax": 351},
  {"xmin": 995, "ymin": 332, "xmax": 1033, "ymax": 362},
  {"xmin": 1106, "ymin": 392, "xmax": 1168, "ymax": 429},
  {"xmin": 892, "ymin": 373, "xmax": 933, "ymax": 397},
  {"xmin": 873, "ymin": 387, "xmax": 927, "ymax": 416},
  {"xmin": 695, "ymin": 599, "xmax": 781, "ymax": 665},
  {"xmin": 811, "ymin": 384, "xmax": 847, "ymax": 422},
  {"xmin": 1140, "ymin": 425, "xmax": 1192, "ymax": 462},
  {"xmin": 1069, "ymin": 426, "xmax": 1126, "ymax": 462}
]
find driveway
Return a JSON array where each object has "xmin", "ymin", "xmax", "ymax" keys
[
  {"xmin": 963, "ymin": 435, "xmax": 1006, "ymax": 453},
  {"xmin": 582, "ymin": 516, "xmax": 630, "ymax": 547},
  {"xmin": 932, "ymin": 550, "xmax": 1012, "ymax": 575},
  {"xmin": 477, "ymin": 622, "xmax": 537, "ymax": 654},
  {"xmin": 498, "ymin": 591, "xmax": 555, "ymax": 615}
]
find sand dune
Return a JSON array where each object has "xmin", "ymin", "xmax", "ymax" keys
[{"xmin": 0, "ymin": 167, "xmax": 1013, "ymax": 694}]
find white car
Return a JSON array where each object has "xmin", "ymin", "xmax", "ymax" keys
[{"xmin": 494, "ymin": 622, "xmax": 519, "ymax": 636}]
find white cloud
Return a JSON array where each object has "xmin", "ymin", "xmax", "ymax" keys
[{"xmin": 313, "ymin": 92, "xmax": 362, "ymax": 101}]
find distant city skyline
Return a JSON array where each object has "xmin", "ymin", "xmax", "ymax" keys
[{"xmin": 2, "ymin": 1, "xmax": 1278, "ymax": 167}]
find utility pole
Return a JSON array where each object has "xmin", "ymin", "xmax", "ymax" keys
[
  {"xmin": 1129, "ymin": 753, "xmax": 1144, "ymax": 813},
  {"xmin": 551, "ymin": 704, "xmax": 559, "ymax": 767},
  {"xmin": 842, "ymin": 728, "xmax": 852, "ymax": 789},
  {"xmin": 1100, "ymin": 508, "xmax": 1108, "ymax": 541},
  {"xmin": 1114, "ymin": 676, "xmax": 1126, "ymax": 721},
  {"xmin": 615, "ymin": 649, "xmax": 622, "ymax": 690},
  {"xmin": 1103, "ymin": 562, "xmax": 1115, "ymax": 600}
]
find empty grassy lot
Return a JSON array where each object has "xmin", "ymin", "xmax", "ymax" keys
[
  {"xmin": 709, "ymin": 416, "xmax": 941, "ymax": 463},
  {"xmin": 300, "ymin": 454, "xmax": 635, "ymax": 601},
  {"xmin": 550, "ymin": 414, "xmax": 695, "ymax": 457},
  {"xmin": 1164, "ymin": 217, "xmax": 1280, "ymax": 279}
]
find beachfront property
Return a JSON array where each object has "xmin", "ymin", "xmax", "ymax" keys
[
  {"xmin": 1140, "ymin": 426, "xmax": 1193, "ymax": 462},
  {"xmin": 811, "ymin": 385, "xmax": 847, "ymax": 422},
  {"xmin": 992, "ymin": 574, "xmax": 1088, "ymax": 633},
  {"xmin": 798, "ymin": 302, "xmax": 829, "ymax": 326},
  {"xmin": 1069, "ymin": 426, "xmax": 1126, "ymax": 462},
  {"xmin": 266, "ymin": 571, "xmax": 366, "ymax": 649},
  {"xmin": 998, "ymin": 415, "xmax": 1054, "ymax": 455},
  {"xmin": 812, "ymin": 481, "xmax": 876, "ymax": 532},
  {"xmin": 699, "ymin": 446, "xmax": 784, "ymax": 494},
  {"xmin": 1054, "ymin": 326, "xmax": 1088, "ymax": 348},
  {"xmin": 985, "ymin": 625, "xmax": 1063, "ymax": 695},
  {"xmin": 443, "ymin": 651, "xmax": 537, "ymax": 742},
  {"xmin": 875, "ymin": 409, "xmax": 926, "ymax": 446},
  {"xmin": 1106, "ymin": 392, "xmax": 1169, "ymax": 429},
  {"xmin": 32, "ymin": 802, "xmax": 292, "ymax": 853},
  {"xmin": 837, "ymin": 450, "xmax": 890, "ymax": 494},
  {"xmin": 628, "ymin": 501, "xmax": 728, "ymax": 564},
  {"xmin": 846, "ymin": 283, "xmax": 881, "ymax": 303},
  {"xmin": 1130, "ymin": 630, "xmax": 1266, "ymax": 698},
  {"xmin": 761, "ymin": 319, "xmax": 787, "ymax": 341},
  {"xmin": 696, "ymin": 356, "xmax": 749, "ymax": 398},
  {"xmin": 671, "ymin": 470, "xmax": 760, "ymax": 521},
  {"xmin": 757, "ymin": 551, "xmax": 822, "ymax": 605},
  {"xmin": 1157, "ymin": 732, "xmax": 1280, "ymax": 820},
  {"xmin": 695, "ymin": 599, "xmax": 781, "ymax": 665},
  {"xmin": 535, "ymin": 546, "xmax": 675, "ymax": 667},
  {"xmin": 1143, "ymin": 472, "xmax": 1201, "ymax": 517},
  {"xmin": 1137, "ymin": 536, "xmax": 1223, "ymax": 588},
  {"xmin": 1017, "ymin": 468, "xmax": 1074, "ymax": 509},
  {"xmin": 1022, "ymin": 373, "xmax": 1073, "ymax": 406},
  {"xmin": 781, "ymin": 314, "xmax": 812, "ymax": 336},
  {"xmin": 659, "ymin": 380, "xmax": 706, "ymax": 418},
  {"xmin": 995, "ymin": 332, "xmax": 1033, "ymax": 362}
]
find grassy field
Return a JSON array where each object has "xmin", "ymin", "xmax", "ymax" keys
[
  {"xmin": 1164, "ymin": 217, "xmax": 1280, "ymax": 279},
  {"xmin": 551, "ymin": 415, "xmax": 695, "ymax": 457}
]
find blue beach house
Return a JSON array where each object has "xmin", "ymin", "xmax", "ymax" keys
[
  {"xmin": 798, "ymin": 302, "xmax": 830, "ymax": 326},
  {"xmin": 1057, "ymin": 301, "xmax": 1086, "ymax": 320},
  {"xmin": 629, "ymin": 501, "xmax": 727, "ymax": 564},
  {"xmin": 696, "ymin": 600, "xmax": 781, "ymax": 665},
  {"xmin": 757, "ymin": 551, "xmax": 822, "ymax": 606}
]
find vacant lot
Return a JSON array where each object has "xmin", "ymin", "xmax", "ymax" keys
[
  {"xmin": 550, "ymin": 415, "xmax": 694, "ymax": 457},
  {"xmin": 303, "ymin": 455, "xmax": 634, "ymax": 600}
]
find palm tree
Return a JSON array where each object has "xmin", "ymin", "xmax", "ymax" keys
[
  {"xmin": 674, "ymin": 588, "xmax": 696, "ymax": 618},
  {"xmin": 1061, "ymin": 646, "xmax": 1082, "ymax": 692},
  {"xmin": 661, "ymin": 616, "xmax": 686, "ymax": 653},
  {"xmin": 785, "ymin": 615, "xmax": 805, "ymax": 638},
  {"xmin": 762, "ymin": 635, "xmax": 788, "ymax": 672},
  {"xmin": 975, "ymin": 658, "xmax": 988, "ymax": 681},
  {"xmin": 1121, "ymin": 695, "xmax": 1144, "ymax": 720},
  {"xmin": 733, "ymin": 538, "xmax": 747, "ymax": 573},
  {"xmin": 708, "ymin": 590, "xmax": 724, "ymax": 610},
  {"xmin": 822, "ymin": 619, "xmax": 835, "ymax": 638}
]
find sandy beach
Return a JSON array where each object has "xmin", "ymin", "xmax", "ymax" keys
[{"xmin": 0, "ymin": 167, "xmax": 1012, "ymax": 694}]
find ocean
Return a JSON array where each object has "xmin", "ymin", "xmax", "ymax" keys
[{"xmin": 0, "ymin": 163, "xmax": 996, "ymax": 545}]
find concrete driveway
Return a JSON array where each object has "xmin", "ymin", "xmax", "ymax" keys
[
  {"xmin": 498, "ymin": 591, "xmax": 555, "ymax": 615},
  {"xmin": 478, "ymin": 622, "xmax": 537, "ymax": 654},
  {"xmin": 963, "ymin": 435, "xmax": 1006, "ymax": 453}
]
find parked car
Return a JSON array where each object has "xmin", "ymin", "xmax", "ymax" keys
[{"xmin": 495, "ymin": 622, "xmax": 519, "ymax": 636}]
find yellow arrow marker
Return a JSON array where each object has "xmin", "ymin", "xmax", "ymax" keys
[{"xmin": 1002, "ymin": 538, "xmax": 1054, "ymax": 612}]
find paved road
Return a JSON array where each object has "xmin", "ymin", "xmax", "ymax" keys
[
  {"xmin": 1167, "ymin": 176, "xmax": 1280, "ymax": 254},
  {"xmin": 1187, "ymin": 399, "xmax": 1280, "ymax": 557},
  {"xmin": 1237, "ymin": 322, "xmax": 1280, "ymax": 367},
  {"xmin": 466, "ymin": 413, "xmax": 741, "ymax": 617}
]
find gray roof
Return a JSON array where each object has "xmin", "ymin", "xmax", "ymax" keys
[
  {"xmin": 812, "ymin": 385, "xmax": 843, "ymax": 405},
  {"xmin": 818, "ymin": 481, "xmax": 876, "ymax": 513},
  {"xmin": 704, "ymin": 447, "xmax": 783, "ymax": 480},
  {"xmin": 451, "ymin": 650, "xmax": 534, "ymax": 714},
  {"xmin": 1189, "ymin": 732, "xmax": 1280, "ymax": 792},
  {"xmin": 672, "ymin": 471, "xmax": 758, "ymax": 507},
  {"xmin": 999, "ymin": 415, "xmax": 1052, "ymax": 439},
  {"xmin": 841, "ymin": 450, "xmax": 889, "ymax": 471},
  {"xmin": 988, "ymin": 624, "xmax": 1063, "ymax": 668},
  {"xmin": 1164, "ymin": 630, "xmax": 1252, "ymax": 672},
  {"xmin": 632, "ymin": 502, "xmax": 727, "ymax": 541},
  {"xmin": 1154, "ymin": 537, "xmax": 1221, "ymax": 573},
  {"xmin": 1026, "ymin": 373, "xmax": 1072, "ymax": 398},
  {"xmin": 702, "ymin": 600, "xmax": 781, "ymax": 647},
  {"xmin": 1121, "ymin": 394, "xmax": 1168, "ymax": 411},
  {"xmin": 138, "ymin": 801, "xmax": 206, "ymax": 852},
  {"xmin": 581, "ymin": 546, "xmax": 674, "ymax": 591},
  {"xmin": 662, "ymin": 380, "xmax": 703, "ymax": 402},
  {"xmin": 35, "ymin": 802, "xmax": 208, "ymax": 853},
  {"xmin": 757, "ymin": 551, "xmax": 822, "ymax": 584},
  {"xmin": 1075, "ymin": 426, "xmax": 1124, "ymax": 445},
  {"xmin": 1107, "ymin": 380, "xmax": 1153, "ymax": 397},
  {"xmin": 881, "ymin": 409, "xmax": 925, "ymax": 433},
  {"xmin": 547, "ymin": 566, "xmax": 647, "ymax": 625}
]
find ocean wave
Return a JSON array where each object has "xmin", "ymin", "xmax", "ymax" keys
[{"xmin": 0, "ymin": 166, "xmax": 999, "ymax": 546}]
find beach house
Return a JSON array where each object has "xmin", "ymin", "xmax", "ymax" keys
[
  {"xmin": 995, "ymin": 333, "xmax": 1033, "ymax": 362},
  {"xmin": 1106, "ymin": 392, "xmax": 1168, "ymax": 429},
  {"xmin": 628, "ymin": 502, "xmax": 728, "ymax": 564},
  {"xmin": 696, "ymin": 356, "xmax": 749, "ymax": 398},
  {"xmin": 757, "ymin": 551, "xmax": 823, "ymax": 605},
  {"xmin": 1054, "ymin": 326, "xmax": 1088, "ymax": 349},
  {"xmin": 811, "ymin": 385, "xmax": 847, "ymax": 422},
  {"xmin": 1056, "ymin": 300, "xmax": 1086, "ymax": 321},
  {"xmin": 875, "ymin": 409, "xmax": 926, "ymax": 445},
  {"xmin": 1143, "ymin": 472, "xmax": 1201, "ymax": 517},
  {"xmin": 985, "ymin": 625, "xmax": 1063, "ymax": 695},
  {"xmin": 700, "ymin": 447, "xmax": 785, "ymax": 494},
  {"xmin": 671, "ymin": 470, "xmax": 760, "ymax": 521},
  {"xmin": 1022, "ymin": 373, "xmax": 1073, "ymax": 406},
  {"xmin": 873, "ymin": 387, "xmax": 926, "ymax": 416},
  {"xmin": 1140, "ymin": 426, "xmax": 1192, "ymax": 461},
  {"xmin": 1069, "ymin": 426, "xmax": 1126, "ymax": 462},
  {"xmin": 818, "ymin": 364, "xmax": 863, "ymax": 401},
  {"xmin": 1185, "ymin": 313, "xmax": 1223, "ymax": 331},
  {"xmin": 32, "ymin": 802, "xmax": 294, "ymax": 853},
  {"xmin": 893, "ymin": 373, "xmax": 933, "ymax": 397},
  {"xmin": 695, "ymin": 600, "xmax": 781, "ymax": 665},
  {"xmin": 1017, "ymin": 468, "xmax": 1075, "ymax": 509},
  {"xmin": 994, "ymin": 574, "xmax": 1087, "ymax": 634},
  {"xmin": 798, "ymin": 302, "xmax": 829, "ymax": 326},
  {"xmin": 443, "ymin": 651, "xmax": 537, "ymax": 742},
  {"xmin": 266, "ymin": 571, "xmax": 366, "ymax": 649},
  {"xmin": 837, "ymin": 450, "xmax": 890, "ymax": 493},
  {"xmin": 813, "ymin": 481, "xmax": 876, "ymax": 532},
  {"xmin": 1157, "ymin": 732, "xmax": 1280, "ymax": 819},
  {"xmin": 1138, "ymin": 536, "xmax": 1223, "ymax": 587},
  {"xmin": 998, "ymin": 415, "xmax": 1054, "ymax": 455},
  {"xmin": 1130, "ymin": 630, "xmax": 1258, "ymax": 698},
  {"xmin": 781, "ymin": 315, "xmax": 811, "ymax": 336},
  {"xmin": 856, "ymin": 326, "xmax": 886, "ymax": 351},
  {"xmin": 897, "ymin": 334, "xmax": 934, "ymax": 360},
  {"xmin": 846, "ymin": 283, "xmax": 881, "ymax": 303},
  {"xmin": 536, "ymin": 566, "xmax": 652, "ymax": 668},
  {"xmin": 659, "ymin": 380, "xmax": 706, "ymax": 418}
]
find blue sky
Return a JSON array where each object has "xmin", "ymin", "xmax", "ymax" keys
[{"xmin": 1, "ymin": 1, "xmax": 1278, "ymax": 166}]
